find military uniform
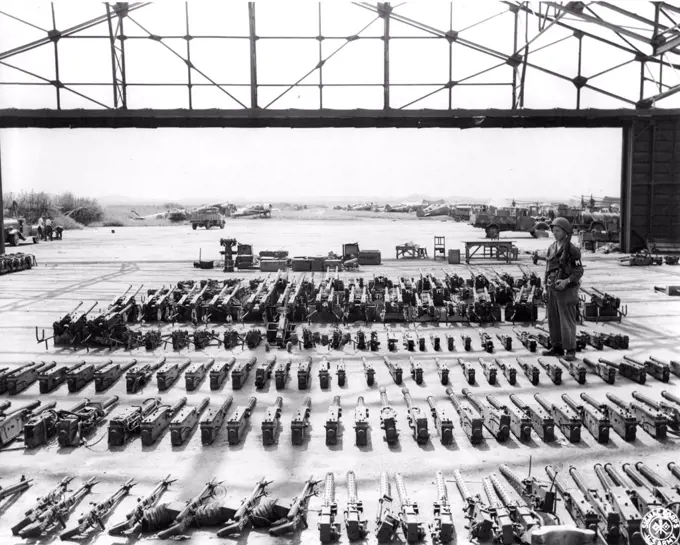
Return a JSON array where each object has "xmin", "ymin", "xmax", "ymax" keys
[{"xmin": 544, "ymin": 239, "xmax": 583, "ymax": 353}]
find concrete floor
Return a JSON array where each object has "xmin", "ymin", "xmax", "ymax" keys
[{"xmin": 1, "ymin": 221, "xmax": 679, "ymax": 545}]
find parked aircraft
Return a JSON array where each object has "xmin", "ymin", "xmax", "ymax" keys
[
  {"xmin": 232, "ymin": 203, "xmax": 273, "ymax": 218},
  {"xmin": 417, "ymin": 203, "xmax": 452, "ymax": 217}
]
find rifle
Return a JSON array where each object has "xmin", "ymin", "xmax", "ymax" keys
[
  {"xmin": 383, "ymin": 356, "xmax": 403, "ymax": 385},
  {"xmin": 155, "ymin": 478, "xmax": 221, "ymax": 539},
  {"xmin": 624, "ymin": 355, "xmax": 669, "ymax": 383},
  {"xmin": 184, "ymin": 358, "xmax": 214, "ymax": 391},
  {"xmin": 60, "ymin": 478, "xmax": 136, "ymax": 540},
  {"xmin": 534, "ymin": 393, "xmax": 581, "ymax": 443},
  {"xmin": 325, "ymin": 396, "xmax": 342, "ymax": 446},
  {"xmin": 632, "ymin": 391, "xmax": 680, "ymax": 431},
  {"xmin": 106, "ymin": 397, "xmax": 161, "ymax": 446},
  {"xmin": 495, "ymin": 359, "xmax": 517, "ymax": 385},
  {"xmin": 496, "ymin": 334, "xmax": 512, "ymax": 351},
  {"xmin": 262, "ymin": 397, "xmax": 283, "ymax": 446},
  {"xmin": 593, "ymin": 464, "xmax": 642, "ymax": 543},
  {"xmin": 650, "ymin": 355, "xmax": 680, "ymax": 378},
  {"xmin": 487, "ymin": 395, "xmax": 530, "ymax": 441},
  {"xmin": 297, "ymin": 357, "xmax": 312, "ymax": 389},
  {"xmin": 453, "ymin": 469, "xmax": 493, "ymax": 540},
  {"xmin": 513, "ymin": 328, "xmax": 537, "ymax": 352},
  {"xmin": 38, "ymin": 362, "xmax": 70, "ymax": 393},
  {"xmin": 499, "ymin": 464, "xmax": 555, "ymax": 512},
  {"xmin": 581, "ymin": 393, "xmax": 637, "ymax": 442},
  {"xmin": 434, "ymin": 357, "xmax": 449, "ymax": 385},
  {"xmin": 402, "ymin": 388, "xmax": 429, "ymax": 444},
  {"xmin": 446, "ymin": 387, "xmax": 483, "ymax": 444},
  {"xmin": 375, "ymin": 472, "xmax": 399, "ymax": 542},
  {"xmin": 108, "ymin": 475, "xmax": 174, "ymax": 537},
  {"xmin": 557, "ymin": 356, "xmax": 587, "ymax": 385},
  {"xmin": 479, "ymin": 330, "xmax": 494, "ymax": 353},
  {"xmin": 354, "ymin": 396, "xmax": 369, "ymax": 446},
  {"xmin": 344, "ymin": 471, "xmax": 368, "ymax": 540},
  {"xmin": 362, "ymin": 357, "xmax": 375, "ymax": 386},
  {"xmin": 509, "ymin": 394, "xmax": 555, "ymax": 442},
  {"xmin": 156, "ymin": 359, "xmax": 191, "ymax": 391},
  {"xmin": 601, "ymin": 357, "xmax": 645, "ymax": 384},
  {"xmin": 603, "ymin": 463, "xmax": 662, "ymax": 516},
  {"xmin": 198, "ymin": 396, "xmax": 232, "ymax": 445},
  {"xmin": 537, "ymin": 357, "xmax": 562, "ymax": 384},
  {"xmin": 94, "ymin": 359, "xmax": 137, "ymax": 392},
  {"xmin": 215, "ymin": 478, "xmax": 272, "ymax": 537},
  {"xmin": 227, "ymin": 397, "xmax": 257, "ymax": 445},
  {"xmin": 66, "ymin": 360, "xmax": 109, "ymax": 393},
  {"xmin": 336, "ymin": 359, "xmax": 346, "ymax": 386},
  {"xmin": 317, "ymin": 473, "xmax": 341, "ymax": 542},
  {"xmin": 427, "ymin": 396, "xmax": 453, "ymax": 445},
  {"xmin": 428, "ymin": 471, "xmax": 454, "ymax": 543},
  {"xmin": 395, "ymin": 473, "xmax": 427, "ymax": 543},
  {"xmin": 126, "ymin": 357, "xmax": 166, "ymax": 393},
  {"xmin": 562, "ymin": 394, "xmax": 610, "ymax": 443},
  {"xmin": 5, "ymin": 361, "xmax": 54, "ymax": 394},
  {"xmin": 457, "ymin": 358, "xmax": 475, "ymax": 385},
  {"xmin": 58, "ymin": 396, "xmax": 119, "ymax": 447},
  {"xmin": 141, "ymin": 398, "xmax": 187, "ymax": 445},
  {"xmin": 269, "ymin": 476, "xmax": 319, "ymax": 536},
  {"xmin": 275, "ymin": 357, "xmax": 292, "ymax": 389},
  {"xmin": 10, "ymin": 476, "xmax": 73, "ymax": 536},
  {"xmin": 463, "ymin": 388, "xmax": 510, "ymax": 442},
  {"xmin": 545, "ymin": 465, "xmax": 599, "ymax": 533},
  {"xmin": 582, "ymin": 357, "xmax": 616, "ymax": 384},
  {"xmin": 606, "ymin": 393, "xmax": 666, "ymax": 439},
  {"xmin": 379, "ymin": 387, "xmax": 399, "ymax": 444},
  {"xmin": 318, "ymin": 356, "xmax": 332, "ymax": 389},
  {"xmin": 568, "ymin": 466, "xmax": 621, "ymax": 543},
  {"xmin": 232, "ymin": 357, "xmax": 256, "ymax": 390},
  {"xmin": 409, "ymin": 356, "xmax": 423, "ymax": 385},
  {"xmin": 479, "ymin": 358, "xmax": 497, "ymax": 385},
  {"xmin": 461, "ymin": 334, "xmax": 472, "ymax": 351},
  {"xmin": 291, "ymin": 397, "xmax": 312, "ymax": 445}
]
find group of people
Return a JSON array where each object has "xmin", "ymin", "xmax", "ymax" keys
[{"xmin": 37, "ymin": 216, "xmax": 60, "ymax": 241}]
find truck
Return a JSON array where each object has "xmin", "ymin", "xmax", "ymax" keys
[
  {"xmin": 469, "ymin": 207, "xmax": 549, "ymax": 239},
  {"xmin": 3, "ymin": 218, "xmax": 39, "ymax": 246},
  {"xmin": 190, "ymin": 207, "xmax": 225, "ymax": 230}
]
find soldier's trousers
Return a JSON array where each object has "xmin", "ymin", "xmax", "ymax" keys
[{"xmin": 546, "ymin": 285, "xmax": 579, "ymax": 351}]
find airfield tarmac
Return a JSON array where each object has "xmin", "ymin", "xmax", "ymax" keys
[{"xmin": 1, "ymin": 217, "xmax": 679, "ymax": 545}]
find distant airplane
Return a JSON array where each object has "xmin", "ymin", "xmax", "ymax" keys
[
  {"xmin": 130, "ymin": 209, "xmax": 168, "ymax": 220},
  {"xmin": 384, "ymin": 200, "xmax": 428, "ymax": 213},
  {"xmin": 193, "ymin": 202, "xmax": 236, "ymax": 215},
  {"xmin": 347, "ymin": 202, "xmax": 376, "ymax": 212},
  {"xmin": 417, "ymin": 203, "xmax": 452, "ymax": 217},
  {"xmin": 232, "ymin": 203, "xmax": 274, "ymax": 218}
]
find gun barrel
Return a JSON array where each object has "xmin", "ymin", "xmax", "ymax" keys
[
  {"xmin": 605, "ymin": 393, "xmax": 627, "ymax": 410},
  {"xmin": 561, "ymin": 394, "xmax": 580, "ymax": 413},
  {"xmin": 102, "ymin": 396, "xmax": 119, "ymax": 411},
  {"xmin": 533, "ymin": 393, "xmax": 551, "ymax": 413},
  {"xmin": 594, "ymin": 463, "xmax": 615, "ymax": 491},
  {"xmin": 462, "ymin": 388, "xmax": 482, "ymax": 412},
  {"xmin": 486, "ymin": 395, "xmax": 502, "ymax": 411},
  {"xmin": 603, "ymin": 463, "xmax": 633, "ymax": 489},
  {"xmin": 323, "ymin": 473, "xmax": 335, "ymax": 505},
  {"xmin": 545, "ymin": 465, "xmax": 566, "ymax": 495},
  {"xmin": 402, "ymin": 388, "xmax": 414, "ymax": 408},
  {"xmin": 489, "ymin": 473, "xmax": 513, "ymax": 507},
  {"xmin": 347, "ymin": 471, "xmax": 358, "ymax": 503},
  {"xmin": 661, "ymin": 390, "xmax": 680, "ymax": 406},
  {"xmin": 357, "ymin": 396, "xmax": 365, "ymax": 408},
  {"xmin": 483, "ymin": 477, "xmax": 502, "ymax": 509},
  {"xmin": 631, "ymin": 391, "xmax": 659, "ymax": 409},
  {"xmin": 498, "ymin": 464, "xmax": 522, "ymax": 488},
  {"xmin": 332, "ymin": 396, "xmax": 340, "ymax": 408},
  {"xmin": 568, "ymin": 467, "xmax": 590, "ymax": 498},
  {"xmin": 453, "ymin": 470, "xmax": 472, "ymax": 502},
  {"xmin": 509, "ymin": 394, "xmax": 526, "ymax": 410},
  {"xmin": 171, "ymin": 397, "xmax": 188, "ymax": 414},
  {"xmin": 3, "ymin": 400, "xmax": 42, "ymax": 418},
  {"xmin": 668, "ymin": 462, "xmax": 680, "ymax": 481},
  {"xmin": 623, "ymin": 464, "xmax": 652, "ymax": 491},
  {"xmin": 623, "ymin": 355, "xmax": 644, "ymax": 366},
  {"xmin": 580, "ymin": 392, "xmax": 600, "ymax": 408},
  {"xmin": 394, "ymin": 473, "xmax": 410, "ymax": 505},
  {"xmin": 380, "ymin": 472, "xmax": 391, "ymax": 498},
  {"xmin": 635, "ymin": 462, "xmax": 670, "ymax": 488},
  {"xmin": 446, "ymin": 388, "xmax": 462, "ymax": 411},
  {"xmin": 379, "ymin": 387, "xmax": 389, "ymax": 407}
]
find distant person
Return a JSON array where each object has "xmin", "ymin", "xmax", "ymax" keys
[
  {"xmin": 37, "ymin": 216, "xmax": 45, "ymax": 240},
  {"xmin": 542, "ymin": 217, "xmax": 583, "ymax": 361},
  {"xmin": 45, "ymin": 217, "xmax": 53, "ymax": 240}
]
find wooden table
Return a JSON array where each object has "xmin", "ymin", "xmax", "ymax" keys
[
  {"xmin": 464, "ymin": 240, "xmax": 518, "ymax": 263},
  {"xmin": 396, "ymin": 244, "xmax": 428, "ymax": 259}
]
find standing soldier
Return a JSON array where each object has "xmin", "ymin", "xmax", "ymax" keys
[
  {"xmin": 37, "ymin": 216, "xmax": 45, "ymax": 241},
  {"xmin": 541, "ymin": 217, "xmax": 584, "ymax": 361},
  {"xmin": 45, "ymin": 217, "xmax": 53, "ymax": 240}
]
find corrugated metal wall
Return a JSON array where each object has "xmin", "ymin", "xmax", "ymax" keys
[{"xmin": 622, "ymin": 117, "xmax": 680, "ymax": 253}]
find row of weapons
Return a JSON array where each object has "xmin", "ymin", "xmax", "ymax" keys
[
  {"xmin": 2, "ymin": 377, "xmax": 679, "ymax": 451},
  {"xmin": 2, "ymin": 461, "xmax": 680, "ymax": 543},
  {"xmin": 0, "ymin": 252, "xmax": 37, "ymax": 275}
]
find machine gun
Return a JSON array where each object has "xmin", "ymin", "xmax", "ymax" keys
[
  {"xmin": 429, "ymin": 471, "xmax": 454, "ymax": 543},
  {"xmin": 446, "ymin": 387, "xmax": 483, "ymax": 444},
  {"xmin": 562, "ymin": 394, "xmax": 610, "ymax": 443},
  {"xmin": 463, "ymin": 388, "xmax": 510, "ymax": 442},
  {"xmin": 582, "ymin": 356, "xmax": 616, "ymax": 384},
  {"xmin": 568, "ymin": 466, "xmax": 621, "ymax": 543},
  {"xmin": 427, "ymin": 396, "xmax": 454, "ymax": 445},
  {"xmin": 232, "ymin": 357, "xmax": 256, "ymax": 390},
  {"xmin": 479, "ymin": 358, "xmax": 497, "ymax": 385},
  {"xmin": 481, "ymin": 476, "xmax": 513, "ymax": 544},
  {"xmin": 600, "ymin": 357, "xmax": 646, "ymax": 384},
  {"xmin": 58, "ymin": 396, "xmax": 119, "ymax": 447},
  {"xmin": 297, "ymin": 357, "xmax": 312, "ymax": 389},
  {"xmin": 5, "ymin": 361, "xmax": 54, "ymax": 394},
  {"xmin": 461, "ymin": 334, "xmax": 472, "ymax": 351},
  {"xmin": 155, "ymin": 478, "xmax": 221, "ymax": 539},
  {"xmin": 215, "ymin": 478, "xmax": 272, "ymax": 537},
  {"xmin": 208, "ymin": 358, "xmax": 232, "ymax": 390},
  {"xmin": 578, "ymin": 330, "xmax": 604, "ymax": 350},
  {"xmin": 38, "ymin": 362, "xmax": 69, "ymax": 393},
  {"xmin": 487, "ymin": 395, "xmax": 530, "ymax": 441},
  {"xmin": 379, "ymin": 387, "xmax": 399, "ymax": 445},
  {"xmin": 141, "ymin": 398, "xmax": 187, "ymax": 445},
  {"xmin": 183, "ymin": 359, "xmax": 214, "ymax": 391},
  {"xmin": 537, "ymin": 357, "xmax": 562, "ymax": 384},
  {"xmin": 374, "ymin": 472, "xmax": 399, "ymax": 542},
  {"xmin": 343, "ymin": 471, "xmax": 368, "ymax": 540},
  {"xmin": 624, "ymin": 463, "xmax": 680, "ymax": 512},
  {"xmin": 603, "ymin": 463, "xmax": 662, "ymax": 517},
  {"xmin": 10, "ymin": 476, "xmax": 74, "ymax": 536},
  {"xmin": 0, "ymin": 475, "xmax": 31, "ymax": 503},
  {"xmin": 593, "ymin": 464, "xmax": 642, "ymax": 543},
  {"xmin": 457, "ymin": 358, "xmax": 475, "ymax": 385},
  {"xmin": 632, "ymin": 391, "xmax": 680, "ymax": 431},
  {"xmin": 496, "ymin": 334, "xmax": 512, "ymax": 351},
  {"xmin": 580, "ymin": 287, "xmax": 627, "ymax": 322},
  {"xmin": 530, "ymin": 328, "xmax": 552, "ymax": 350},
  {"xmin": 291, "ymin": 397, "xmax": 312, "ymax": 445},
  {"xmin": 362, "ymin": 357, "xmax": 375, "ymax": 386},
  {"xmin": 108, "ymin": 397, "xmax": 162, "ymax": 446},
  {"xmin": 318, "ymin": 356, "xmax": 332, "ymax": 389},
  {"xmin": 489, "ymin": 472, "xmax": 546, "ymax": 544},
  {"xmin": 445, "ymin": 333, "xmax": 455, "ymax": 351},
  {"xmin": 624, "ymin": 355, "xmax": 669, "ymax": 383},
  {"xmin": 275, "ymin": 357, "xmax": 292, "ymax": 389},
  {"xmin": 255, "ymin": 356, "xmax": 276, "ymax": 390},
  {"xmin": 317, "ymin": 473, "xmax": 341, "ymax": 542},
  {"xmin": 402, "ymin": 331, "xmax": 415, "ymax": 351},
  {"xmin": 662, "ymin": 390, "xmax": 680, "ymax": 422},
  {"xmin": 143, "ymin": 285, "xmax": 175, "ymax": 322},
  {"xmin": 354, "ymin": 396, "xmax": 370, "ymax": 447},
  {"xmin": 126, "ymin": 357, "xmax": 166, "ymax": 393},
  {"xmin": 108, "ymin": 475, "xmax": 175, "ymax": 537},
  {"xmin": 545, "ymin": 465, "xmax": 600, "ymax": 534},
  {"xmin": 169, "ymin": 397, "xmax": 209, "ymax": 446},
  {"xmin": 606, "ymin": 393, "xmax": 666, "ymax": 439},
  {"xmin": 60, "ymin": 478, "xmax": 136, "ymax": 540},
  {"xmin": 499, "ymin": 464, "xmax": 554, "ymax": 512},
  {"xmin": 402, "ymin": 388, "xmax": 429, "ymax": 444},
  {"xmin": 534, "ymin": 393, "xmax": 581, "ymax": 442},
  {"xmin": 557, "ymin": 356, "xmax": 587, "ymax": 384},
  {"xmin": 581, "ymin": 393, "xmax": 637, "ymax": 442},
  {"xmin": 227, "ymin": 397, "xmax": 257, "ymax": 445},
  {"xmin": 495, "ymin": 359, "xmax": 517, "ymax": 385},
  {"xmin": 453, "ymin": 469, "xmax": 493, "ymax": 541},
  {"xmin": 513, "ymin": 328, "xmax": 537, "ymax": 352},
  {"xmin": 394, "ymin": 473, "xmax": 426, "ymax": 543},
  {"xmin": 0, "ymin": 401, "xmax": 51, "ymax": 447},
  {"xmin": 430, "ymin": 333, "xmax": 441, "ymax": 351},
  {"xmin": 92, "ymin": 360, "xmax": 136, "ymax": 392},
  {"xmin": 269, "ymin": 476, "xmax": 319, "ymax": 536},
  {"xmin": 409, "ymin": 356, "xmax": 423, "ymax": 385},
  {"xmin": 479, "ymin": 330, "xmax": 494, "ymax": 353},
  {"xmin": 262, "ymin": 397, "xmax": 283, "ymax": 446},
  {"xmin": 324, "ymin": 396, "xmax": 342, "ymax": 446},
  {"xmin": 434, "ymin": 358, "xmax": 449, "ymax": 385},
  {"xmin": 65, "ymin": 360, "xmax": 109, "ymax": 392},
  {"xmin": 383, "ymin": 356, "xmax": 403, "ymax": 385},
  {"xmin": 509, "ymin": 394, "xmax": 555, "ymax": 442},
  {"xmin": 336, "ymin": 359, "xmax": 346, "ymax": 386},
  {"xmin": 514, "ymin": 358, "xmax": 539, "ymax": 385},
  {"xmin": 156, "ymin": 359, "xmax": 191, "ymax": 391},
  {"xmin": 650, "ymin": 355, "xmax": 680, "ymax": 378}
]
